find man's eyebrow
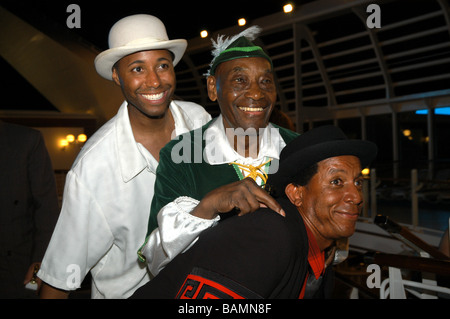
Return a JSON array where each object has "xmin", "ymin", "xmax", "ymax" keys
[
  {"xmin": 231, "ymin": 66, "xmax": 245, "ymax": 72},
  {"xmin": 328, "ymin": 167, "xmax": 363, "ymax": 178},
  {"xmin": 127, "ymin": 60, "xmax": 143, "ymax": 67},
  {"xmin": 327, "ymin": 168, "xmax": 345, "ymax": 175},
  {"xmin": 127, "ymin": 57, "xmax": 171, "ymax": 68},
  {"xmin": 157, "ymin": 57, "xmax": 171, "ymax": 63}
]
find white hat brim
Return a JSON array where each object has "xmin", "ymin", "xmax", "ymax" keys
[{"xmin": 94, "ymin": 39, "xmax": 187, "ymax": 80}]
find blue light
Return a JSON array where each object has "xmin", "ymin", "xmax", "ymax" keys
[{"xmin": 416, "ymin": 107, "xmax": 450, "ymax": 115}]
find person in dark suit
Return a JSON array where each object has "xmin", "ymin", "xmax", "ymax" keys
[
  {"xmin": 0, "ymin": 121, "xmax": 59, "ymax": 298},
  {"xmin": 131, "ymin": 125, "xmax": 377, "ymax": 299}
]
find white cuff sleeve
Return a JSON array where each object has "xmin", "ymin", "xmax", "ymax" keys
[{"xmin": 141, "ymin": 196, "xmax": 220, "ymax": 276}]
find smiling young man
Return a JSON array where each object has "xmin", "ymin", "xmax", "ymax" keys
[
  {"xmin": 131, "ymin": 125, "xmax": 377, "ymax": 299},
  {"xmin": 37, "ymin": 15, "xmax": 211, "ymax": 299},
  {"xmin": 137, "ymin": 26, "xmax": 298, "ymax": 276},
  {"xmin": 111, "ymin": 49, "xmax": 180, "ymax": 161}
]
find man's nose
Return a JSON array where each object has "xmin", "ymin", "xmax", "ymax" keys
[
  {"xmin": 345, "ymin": 185, "xmax": 364, "ymax": 206},
  {"xmin": 245, "ymin": 81, "xmax": 264, "ymax": 100},
  {"xmin": 145, "ymin": 70, "xmax": 161, "ymax": 88}
]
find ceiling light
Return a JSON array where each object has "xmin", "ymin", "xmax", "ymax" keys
[
  {"xmin": 361, "ymin": 168, "xmax": 370, "ymax": 176},
  {"xmin": 283, "ymin": 3, "xmax": 294, "ymax": 13},
  {"xmin": 77, "ymin": 134, "xmax": 87, "ymax": 143},
  {"xmin": 60, "ymin": 133, "xmax": 87, "ymax": 150},
  {"xmin": 238, "ymin": 18, "xmax": 246, "ymax": 26},
  {"xmin": 200, "ymin": 30, "xmax": 208, "ymax": 38},
  {"xmin": 66, "ymin": 134, "xmax": 75, "ymax": 143}
]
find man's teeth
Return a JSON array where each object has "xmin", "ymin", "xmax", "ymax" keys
[
  {"xmin": 239, "ymin": 107, "xmax": 264, "ymax": 112},
  {"xmin": 142, "ymin": 92, "xmax": 164, "ymax": 101}
]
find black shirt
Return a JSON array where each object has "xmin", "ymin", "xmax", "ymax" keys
[{"xmin": 131, "ymin": 198, "xmax": 333, "ymax": 299}]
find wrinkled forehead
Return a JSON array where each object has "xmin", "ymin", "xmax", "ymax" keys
[
  {"xmin": 317, "ymin": 155, "xmax": 363, "ymax": 175},
  {"xmin": 214, "ymin": 56, "xmax": 273, "ymax": 77}
]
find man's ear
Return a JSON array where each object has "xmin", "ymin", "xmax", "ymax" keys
[
  {"xmin": 206, "ymin": 76, "xmax": 218, "ymax": 102},
  {"xmin": 285, "ymin": 183, "xmax": 303, "ymax": 207},
  {"xmin": 112, "ymin": 67, "xmax": 121, "ymax": 87}
]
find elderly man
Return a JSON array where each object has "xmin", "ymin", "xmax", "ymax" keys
[
  {"xmin": 131, "ymin": 125, "xmax": 377, "ymax": 299},
  {"xmin": 37, "ymin": 14, "xmax": 211, "ymax": 299},
  {"xmin": 137, "ymin": 26, "xmax": 298, "ymax": 275}
]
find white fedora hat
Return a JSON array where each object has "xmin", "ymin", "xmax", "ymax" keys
[{"xmin": 94, "ymin": 14, "xmax": 187, "ymax": 80}]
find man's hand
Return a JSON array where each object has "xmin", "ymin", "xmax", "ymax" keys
[
  {"xmin": 191, "ymin": 178, "xmax": 285, "ymax": 220},
  {"xmin": 23, "ymin": 262, "xmax": 41, "ymax": 293}
]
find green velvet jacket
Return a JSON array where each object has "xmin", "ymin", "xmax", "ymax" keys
[{"xmin": 145, "ymin": 120, "xmax": 299, "ymax": 237}]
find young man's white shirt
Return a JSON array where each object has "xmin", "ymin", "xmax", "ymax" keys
[{"xmin": 38, "ymin": 100, "xmax": 211, "ymax": 298}]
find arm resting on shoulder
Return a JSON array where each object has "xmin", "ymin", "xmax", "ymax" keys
[{"xmin": 141, "ymin": 197, "xmax": 220, "ymax": 276}]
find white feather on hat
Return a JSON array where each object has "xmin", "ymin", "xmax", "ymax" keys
[{"xmin": 205, "ymin": 26, "xmax": 263, "ymax": 76}]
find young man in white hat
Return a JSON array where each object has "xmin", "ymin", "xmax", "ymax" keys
[{"xmin": 37, "ymin": 14, "xmax": 211, "ymax": 299}]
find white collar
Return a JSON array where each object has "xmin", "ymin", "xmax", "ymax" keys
[
  {"xmin": 117, "ymin": 100, "xmax": 210, "ymax": 182},
  {"xmin": 116, "ymin": 101, "xmax": 156, "ymax": 182},
  {"xmin": 203, "ymin": 115, "xmax": 286, "ymax": 165},
  {"xmin": 170, "ymin": 100, "xmax": 207, "ymax": 138}
]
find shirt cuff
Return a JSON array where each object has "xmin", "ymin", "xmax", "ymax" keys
[{"xmin": 140, "ymin": 196, "xmax": 220, "ymax": 275}]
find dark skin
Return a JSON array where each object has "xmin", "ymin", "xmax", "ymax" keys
[
  {"xmin": 23, "ymin": 262, "xmax": 41, "ymax": 294},
  {"xmin": 191, "ymin": 57, "xmax": 284, "ymax": 220},
  {"xmin": 285, "ymin": 156, "xmax": 364, "ymax": 251},
  {"xmin": 207, "ymin": 57, "xmax": 276, "ymax": 157},
  {"xmin": 112, "ymin": 49, "xmax": 177, "ymax": 161}
]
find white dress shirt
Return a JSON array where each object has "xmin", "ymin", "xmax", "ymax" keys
[{"xmin": 38, "ymin": 100, "xmax": 211, "ymax": 298}]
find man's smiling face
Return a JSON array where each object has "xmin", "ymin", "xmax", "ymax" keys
[
  {"xmin": 207, "ymin": 57, "xmax": 276, "ymax": 132},
  {"xmin": 295, "ymin": 155, "xmax": 364, "ymax": 246},
  {"xmin": 112, "ymin": 49, "xmax": 176, "ymax": 118}
]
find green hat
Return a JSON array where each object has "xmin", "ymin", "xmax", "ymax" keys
[{"xmin": 207, "ymin": 26, "xmax": 273, "ymax": 76}]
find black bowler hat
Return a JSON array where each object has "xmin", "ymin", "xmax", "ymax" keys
[{"xmin": 267, "ymin": 125, "xmax": 378, "ymax": 196}]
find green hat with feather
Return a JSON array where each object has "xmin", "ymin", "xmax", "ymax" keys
[{"xmin": 206, "ymin": 26, "xmax": 272, "ymax": 76}]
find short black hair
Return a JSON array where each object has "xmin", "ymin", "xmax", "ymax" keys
[
  {"xmin": 266, "ymin": 163, "xmax": 318, "ymax": 198},
  {"xmin": 292, "ymin": 163, "xmax": 318, "ymax": 187}
]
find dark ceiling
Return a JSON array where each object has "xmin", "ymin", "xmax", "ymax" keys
[
  {"xmin": 3, "ymin": 0, "xmax": 304, "ymax": 50},
  {"xmin": 1, "ymin": 0, "xmax": 311, "ymax": 111}
]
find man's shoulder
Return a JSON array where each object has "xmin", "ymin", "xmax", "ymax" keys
[
  {"xmin": 161, "ymin": 119, "xmax": 213, "ymax": 154},
  {"xmin": 172, "ymin": 100, "xmax": 205, "ymax": 110},
  {"xmin": 1, "ymin": 121, "xmax": 41, "ymax": 141},
  {"xmin": 271, "ymin": 123, "xmax": 299, "ymax": 143},
  {"xmin": 194, "ymin": 209, "xmax": 299, "ymax": 279},
  {"xmin": 214, "ymin": 209, "xmax": 292, "ymax": 248},
  {"xmin": 171, "ymin": 100, "xmax": 211, "ymax": 122},
  {"xmin": 231, "ymin": 201, "xmax": 308, "ymax": 253},
  {"xmin": 70, "ymin": 117, "xmax": 117, "ymax": 168}
]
